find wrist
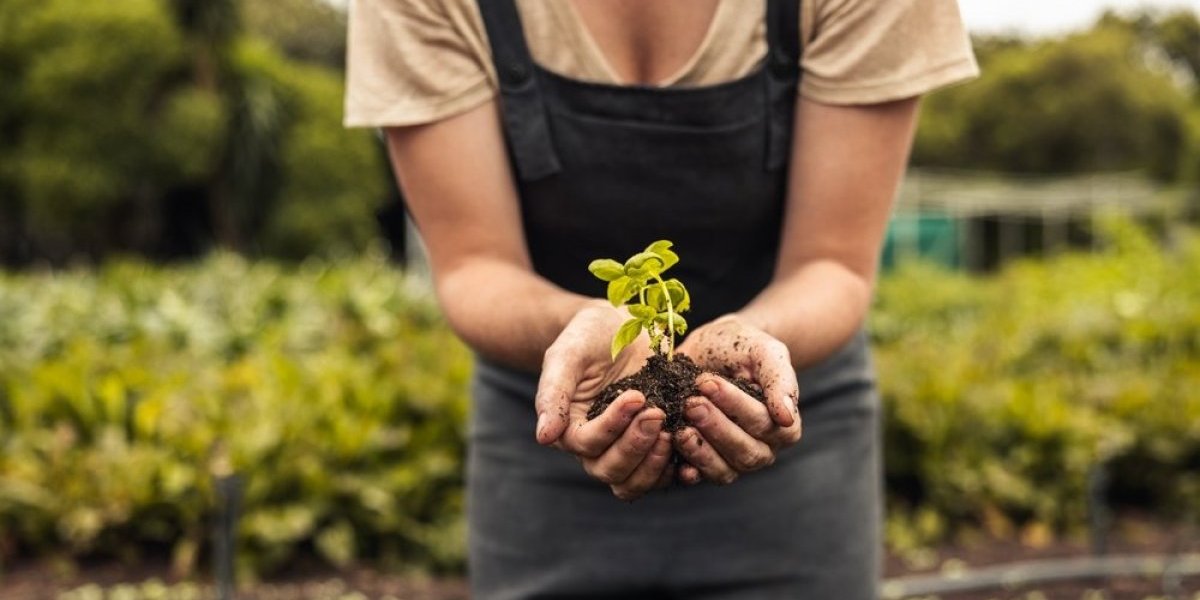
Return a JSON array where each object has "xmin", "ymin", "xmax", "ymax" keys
[
  {"xmin": 580, "ymin": 298, "xmax": 631, "ymax": 327},
  {"xmin": 721, "ymin": 310, "xmax": 770, "ymax": 335}
]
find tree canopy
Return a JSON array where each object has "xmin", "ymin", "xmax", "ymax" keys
[
  {"xmin": 2, "ymin": 4, "xmax": 1199, "ymax": 264},
  {"xmin": 0, "ymin": 0, "xmax": 384, "ymax": 264},
  {"xmin": 912, "ymin": 11, "xmax": 1200, "ymax": 182}
]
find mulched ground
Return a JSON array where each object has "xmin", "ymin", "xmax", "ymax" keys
[
  {"xmin": 3, "ymin": 515, "xmax": 1198, "ymax": 599},
  {"xmin": 0, "ymin": 562, "xmax": 469, "ymax": 600},
  {"xmin": 883, "ymin": 513, "xmax": 1200, "ymax": 599}
]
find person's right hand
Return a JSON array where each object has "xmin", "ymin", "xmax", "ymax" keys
[{"xmin": 535, "ymin": 300, "xmax": 673, "ymax": 501}]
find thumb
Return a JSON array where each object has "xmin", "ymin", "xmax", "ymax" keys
[
  {"xmin": 534, "ymin": 345, "xmax": 581, "ymax": 445},
  {"xmin": 756, "ymin": 339, "xmax": 799, "ymax": 428}
]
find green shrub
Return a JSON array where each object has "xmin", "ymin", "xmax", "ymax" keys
[
  {"xmin": 1, "ymin": 223, "xmax": 1198, "ymax": 574},
  {"xmin": 876, "ymin": 219, "xmax": 1200, "ymax": 548},
  {"xmin": 0, "ymin": 250, "xmax": 470, "ymax": 575}
]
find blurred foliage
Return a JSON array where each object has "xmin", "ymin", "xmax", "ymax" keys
[
  {"xmin": 0, "ymin": 250, "xmax": 470, "ymax": 576},
  {"xmin": 877, "ymin": 219, "xmax": 1200, "ymax": 550},
  {"xmin": 914, "ymin": 11, "xmax": 1200, "ymax": 182},
  {"xmin": 5, "ymin": 2, "xmax": 1200, "ymax": 263},
  {"xmin": 0, "ymin": 223, "xmax": 1198, "ymax": 574},
  {"xmin": 57, "ymin": 579, "xmax": 388, "ymax": 600},
  {"xmin": 0, "ymin": 0, "xmax": 190, "ymax": 247},
  {"xmin": 243, "ymin": 0, "xmax": 348, "ymax": 69},
  {"xmin": 1123, "ymin": 9, "xmax": 1200, "ymax": 85},
  {"xmin": 226, "ymin": 40, "xmax": 385, "ymax": 259},
  {"xmin": 0, "ymin": 0, "xmax": 385, "ymax": 264}
]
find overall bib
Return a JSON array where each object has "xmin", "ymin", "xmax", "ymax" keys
[{"xmin": 469, "ymin": 1, "xmax": 881, "ymax": 597}]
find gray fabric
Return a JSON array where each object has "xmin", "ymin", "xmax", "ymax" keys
[{"xmin": 468, "ymin": 332, "xmax": 881, "ymax": 599}]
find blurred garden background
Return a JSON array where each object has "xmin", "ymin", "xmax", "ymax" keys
[{"xmin": 1, "ymin": 0, "xmax": 1200, "ymax": 598}]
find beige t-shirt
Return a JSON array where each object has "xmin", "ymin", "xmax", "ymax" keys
[{"xmin": 345, "ymin": 0, "xmax": 979, "ymax": 127}]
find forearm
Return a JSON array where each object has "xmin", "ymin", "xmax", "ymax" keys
[
  {"xmin": 735, "ymin": 259, "xmax": 872, "ymax": 370},
  {"xmin": 384, "ymin": 104, "xmax": 598, "ymax": 371},
  {"xmin": 737, "ymin": 97, "xmax": 919, "ymax": 369},
  {"xmin": 435, "ymin": 257, "xmax": 592, "ymax": 371}
]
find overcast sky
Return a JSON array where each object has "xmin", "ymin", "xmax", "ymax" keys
[{"xmin": 959, "ymin": 0, "xmax": 1200, "ymax": 34}]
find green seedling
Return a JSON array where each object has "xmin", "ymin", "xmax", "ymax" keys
[{"xmin": 588, "ymin": 240, "xmax": 692, "ymax": 361}]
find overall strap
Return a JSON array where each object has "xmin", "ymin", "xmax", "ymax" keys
[
  {"xmin": 764, "ymin": 0, "xmax": 802, "ymax": 170},
  {"xmin": 476, "ymin": 0, "xmax": 562, "ymax": 181}
]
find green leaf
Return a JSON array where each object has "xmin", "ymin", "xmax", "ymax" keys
[
  {"xmin": 664, "ymin": 279, "xmax": 691, "ymax": 312},
  {"xmin": 611, "ymin": 318, "xmax": 643, "ymax": 360},
  {"xmin": 646, "ymin": 240, "xmax": 673, "ymax": 253},
  {"xmin": 645, "ymin": 286, "xmax": 667, "ymax": 312},
  {"xmin": 672, "ymin": 314, "xmax": 688, "ymax": 335},
  {"xmin": 645, "ymin": 240, "xmax": 679, "ymax": 272},
  {"xmin": 646, "ymin": 280, "xmax": 689, "ymax": 313},
  {"xmin": 315, "ymin": 521, "xmax": 356, "ymax": 568},
  {"xmin": 606, "ymin": 276, "xmax": 637, "ymax": 307},
  {"xmin": 655, "ymin": 312, "xmax": 687, "ymax": 335},
  {"xmin": 624, "ymin": 252, "xmax": 664, "ymax": 279},
  {"xmin": 588, "ymin": 259, "xmax": 624, "ymax": 282},
  {"xmin": 628, "ymin": 304, "xmax": 655, "ymax": 321}
]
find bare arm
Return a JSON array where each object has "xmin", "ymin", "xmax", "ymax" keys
[
  {"xmin": 387, "ymin": 100, "xmax": 672, "ymax": 500},
  {"xmin": 385, "ymin": 101, "xmax": 587, "ymax": 371},
  {"xmin": 741, "ymin": 95, "xmax": 920, "ymax": 366},
  {"xmin": 674, "ymin": 95, "xmax": 920, "ymax": 484}
]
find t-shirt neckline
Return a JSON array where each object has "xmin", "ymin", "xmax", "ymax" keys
[{"xmin": 560, "ymin": 0, "xmax": 728, "ymax": 88}]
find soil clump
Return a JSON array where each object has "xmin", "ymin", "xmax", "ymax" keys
[{"xmin": 586, "ymin": 353, "xmax": 765, "ymax": 432}]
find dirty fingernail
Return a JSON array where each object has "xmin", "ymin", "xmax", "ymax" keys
[
  {"xmin": 699, "ymin": 380, "xmax": 719, "ymax": 397},
  {"xmin": 535, "ymin": 413, "xmax": 548, "ymax": 439},
  {"xmin": 639, "ymin": 418, "xmax": 663, "ymax": 435},
  {"xmin": 623, "ymin": 400, "xmax": 644, "ymax": 417},
  {"xmin": 686, "ymin": 401, "xmax": 708, "ymax": 423}
]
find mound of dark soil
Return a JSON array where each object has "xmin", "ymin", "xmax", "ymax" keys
[{"xmin": 586, "ymin": 353, "xmax": 765, "ymax": 432}]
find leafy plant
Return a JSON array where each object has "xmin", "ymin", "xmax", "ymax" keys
[
  {"xmin": 0, "ymin": 249, "xmax": 471, "ymax": 575},
  {"xmin": 587, "ymin": 240, "xmax": 691, "ymax": 361},
  {"xmin": 3, "ymin": 221, "xmax": 1200, "ymax": 575}
]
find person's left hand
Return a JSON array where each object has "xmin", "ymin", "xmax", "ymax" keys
[{"xmin": 671, "ymin": 314, "xmax": 802, "ymax": 485}]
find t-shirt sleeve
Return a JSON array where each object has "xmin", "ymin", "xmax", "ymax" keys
[
  {"xmin": 344, "ymin": 0, "xmax": 496, "ymax": 128},
  {"xmin": 800, "ymin": 0, "xmax": 979, "ymax": 104}
]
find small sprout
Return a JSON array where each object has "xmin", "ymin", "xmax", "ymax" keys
[{"xmin": 588, "ymin": 240, "xmax": 691, "ymax": 361}]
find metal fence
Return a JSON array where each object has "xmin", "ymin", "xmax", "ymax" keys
[{"xmin": 884, "ymin": 169, "xmax": 1192, "ymax": 272}]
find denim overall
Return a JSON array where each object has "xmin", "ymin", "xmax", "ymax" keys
[{"xmin": 468, "ymin": 1, "xmax": 881, "ymax": 597}]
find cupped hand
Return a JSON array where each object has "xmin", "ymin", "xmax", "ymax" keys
[
  {"xmin": 671, "ymin": 314, "xmax": 802, "ymax": 485},
  {"xmin": 535, "ymin": 300, "xmax": 674, "ymax": 500}
]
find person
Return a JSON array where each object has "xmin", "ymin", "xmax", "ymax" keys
[{"xmin": 346, "ymin": 1, "xmax": 977, "ymax": 597}]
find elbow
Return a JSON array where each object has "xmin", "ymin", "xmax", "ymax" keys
[{"xmin": 431, "ymin": 265, "xmax": 485, "ymax": 351}]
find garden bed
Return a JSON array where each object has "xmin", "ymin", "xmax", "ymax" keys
[
  {"xmin": 3, "ymin": 515, "xmax": 1197, "ymax": 600},
  {"xmin": 1, "ymin": 223, "xmax": 1198, "ymax": 580}
]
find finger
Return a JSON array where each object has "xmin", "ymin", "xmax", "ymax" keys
[
  {"xmin": 674, "ymin": 427, "xmax": 738, "ymax": 485},
  {"xmin": 762, "ymin": 403, "xmax": 803, "ymax": 449},
  {"xmin": 654, "ymin": 457, "xmax": 676, "ymax": 489},
  {"xmin": 697, "ymin": 374, "xmax": 800, "ymax": 448},
  {"xmin": 677, "ymin": 463, "xmax": 702, "ymax": 486},
  {"xmin": 534, "ymin": 341, "xmax": 586, "ymax": 445},
  {"xmin": 752, "ymin": 338, "xmax": 800, "ymax": 428},
  {"xmin": 582, "ymin": 409, "xmax": 665, "ymax": 484},
  {"xmin": 695, "ymin": 373, "xmax": 773, "ymax": 439},
  {"xmin": 559, "ymin": 390, "xmax": 645, "ymax": 458},
  {"xmin": 683, "ymin": 397, "xmax": 775, "ymax": 473},
  {"xmin": 611, "ymin": 431, "xmax": 672, "ymax": 501}
]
